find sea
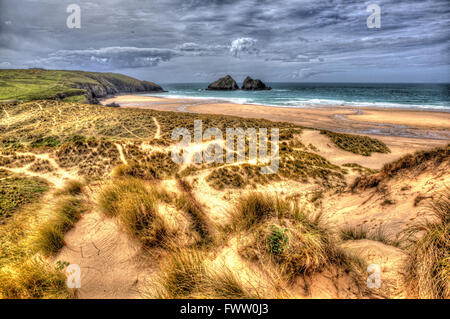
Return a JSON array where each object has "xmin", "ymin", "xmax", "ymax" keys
[{"xmin": 144, "ymin": 83, "xmax": 449, "ymax": 111}]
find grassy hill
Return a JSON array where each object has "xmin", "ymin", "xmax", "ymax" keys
[{"xmin": 0, "ymin": 68, "xmax": 164, "ymax": 104}]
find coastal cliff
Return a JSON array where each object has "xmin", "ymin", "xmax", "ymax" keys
[
  {"xmin": 0, "ymin": 69, "xmax": 165, "ymax": 104},
  {"xmin": 70, "ymin": 72, "xmax": 165, "ymax": 104}
]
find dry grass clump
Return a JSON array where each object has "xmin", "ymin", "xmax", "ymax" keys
[
  {"xmin": 153, "ymin": 249, "xmax": 261, "ymax": 299},
  {"xmin": 340, "ymin": 225, "xmax": 402, "ymax": 248},
  {"xmin": 249, "ymin": 219, "xmax": 365, "ymax": 280},
  {"xmin": 112, "ymin": 161, "xmax": 158, "ymax": 180},
  {"xmin": 352, "ymin": 146, "xmax": 449, "ymax": 192},
  {"xmin": 55, "ymin": 179, "xmax": 84, "ymax": 196},
  {"xmin": 154, "ymin": 249, "xmax": 206, "ymax": 298},
  {"xmin": 339, "ymin": 225, "xmax": 369, "ymax": 241},
  {"xmin": 320, "ymin": 130, "xmax": 390, "ymax": 156},
  {"xmin": 233, "ymin": 193, "xmax": 366, "ymax": 285},
  {"xmin": 98, "ymin": 178, "xmax": 172, "ymax": 249},
  {"xmin": 0, "ymin": 195, "xmax": 77, "ymax": 299},
  {"xmin": 231, "ymin": 193, "xmax": 287, "ymax": 231},
  {"xmin": 351, "ymin": 145, "xmax": 450, "ymax": 191},
  {"xmin": 35, "ymin": 196, "xmax": 86, "ymax": 256},
  {"xmin": 0, "ymin": 257, "xmax": 74, "ymax": 299},
  {"xmin": 404, "ymin": 189, "xmax": 449, "ymax": 299}
]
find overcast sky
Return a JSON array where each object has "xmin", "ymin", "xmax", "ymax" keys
[{"xmin": 0, "ymin": 0, "xmax": 449, "ymax": 83}]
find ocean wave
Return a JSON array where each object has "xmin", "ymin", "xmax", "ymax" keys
[{"xmin": 144, "ymin": 93, "xmax": 449, "ymax": 111}]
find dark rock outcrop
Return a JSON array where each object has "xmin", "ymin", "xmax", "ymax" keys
[
  {"xmin": 241, "ymin": 76, "xmax": 271, "ymax": 91},
  {"xmin": 71, "ymin": 73, "xmax": 165, "ymax": 104},
  {"xmin": 206, "ymin": 75, "xmax": 239, "ymax": 91}
]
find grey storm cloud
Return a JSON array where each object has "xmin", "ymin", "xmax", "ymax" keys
[
  {"xmin": 174, "ymin": 42, "xmax": 229, "ymax": 56},
  {"xmin": 0, "ymin": 0, "xmax": 448, "ymax": 82},
  {"xmin": 30, "ymin": 47, "xmax": 180, "ymax": 69}
]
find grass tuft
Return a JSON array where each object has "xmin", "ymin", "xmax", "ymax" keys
[
  {"xmin": 98, "ymin": 178, "xmax": 171, "ymax": 249},
  {"xmin": 0, "ymin": 257, "xmax": 74, "ymax": 299},
  {"xmin": 339, "ymin": 225, "xmax": 368, "ymax": 241},
  {"xmin": 153, "ymin": 249, "xmax": 262, "ymax": 299},
  {"xmin": 176, "ymin": 179, "xmax": 215, "ymax": 246},
  {"xmin": 231, "ymin": 193, "xmax": 279, "ymax": 230},
  {"xmin": 234, "ymin": 194, "xmax": 367, "ymax": 288},
  {"xmin": 55, "ymin": 180, "xmax": 84, "ymax": 196},
  {"xmin": 404, "ymin": 189, "xmax": 450, "ymax": 299},
  {"xmin": 35, "ymin": 197, "xmax": 85, "ymax": 256}
]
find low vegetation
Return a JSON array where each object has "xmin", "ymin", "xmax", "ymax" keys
[
  {"xmin": 35, "ymin": 196, "xmax": 86, "ymax": 256},
  {"xmin": 176, "ymin": 179, "xmax": 215, "ymax": 246},
  {"xmin": 351, "ymin": 145, "xmax": 450, "ymax": 191},
  {"xmin": 0, "ymin": 170, "xmax": 48, "ymax": 222},
  {"xmin": 233, "ymin": 193, "xmax": 367, "ymax": 290},
  {"xmin": 98, "ymin": 178, "xmax": 173, "ymax": 249},
  {"xmin": 55, "ymin": 179, "xmax": 84, "ymax": 196},
  {"xmin": 206, "ymin": 149, "xmax": 345, "ymax": 190},
  {"xmin": 231, "ymin": 193, "xmax": 286, "ymax": 231},
  {"xmin": 0, "ymin": 257, "xmax": 74, "ymax": 299},
  {"xmin": 0, "ymin": 181, "xmax": 84, "ymax": 298},
  {"xmin": 113, "ymin": 150, "xmax": 179, "ymax": 180},
  {"xmin": 339, "ymin": 225, "xmax": 401, "ymax": 248},
  {"xmin": 404, "ymin": 189, "xmax": 449, "ymax": 299},
  {"xmin": 342, "ymin": 163, "xmax": 378, "ymax": 175},
  {"xmin": 321, "ymin": 130, "xmax": 390, "ymax": 156},
  {"xmin": 153, "ymin": 249, "xmax": 262, "ymax": 299}
]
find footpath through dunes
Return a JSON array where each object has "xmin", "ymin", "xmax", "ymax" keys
[
  {"xmin": 53, "ymin": 206, "xmax": 155, "ymax": 298},
  {"xmin": 0, "ymin": 99, "xmax": 448, "ymax": 299}
]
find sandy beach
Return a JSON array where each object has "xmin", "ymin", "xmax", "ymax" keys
[{"xmin": 102, "ymin": 94, "xmax": 450, "ymax": 144}]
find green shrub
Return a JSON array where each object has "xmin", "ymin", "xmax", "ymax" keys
[{"xmin": 267, "ymin": 225, "xmax": 289, "ymax": 255}]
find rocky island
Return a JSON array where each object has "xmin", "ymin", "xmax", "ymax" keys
[
  {"xmin": 241, "ymin": 76, "xmax": 272, "ymax": 91},
  {"xmin": 206, "ymin": 75, "xmax": 239, "ymax": 91},
  {"xmin": 206, "ymin": 75, "xmax": 271, "ymax": 91}
]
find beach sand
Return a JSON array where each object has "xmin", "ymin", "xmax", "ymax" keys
[{"xmin": 101, "ymin": 94, "xmax": 450, "ymax": 162}]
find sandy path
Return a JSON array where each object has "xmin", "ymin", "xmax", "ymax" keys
[
  {"xmin": 0, "ymin": 152, "xmax": 79, "ymax": 187},
  {"xmin": 341, "ymin": 240, "xmax": 407, "ymax": 298},
  {"xmin": 152, "ymin": 117, "xmax": 161, "ymax": 139},
  {"xmin": 114, "ymin": 143, "xmax": 128, "ymax": 165},
  {"xmin": 54, "ymin": 209, "xmax": 154, "ymax": 299}
]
